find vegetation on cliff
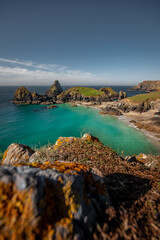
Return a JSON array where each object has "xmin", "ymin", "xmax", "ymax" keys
[
  {"xmin": 128, "ymin": 90, "xmax": 160, "ymax": 103},
  {"xmin": 64, "ymin": 87, "xmax": 105, "ymax": 96}
]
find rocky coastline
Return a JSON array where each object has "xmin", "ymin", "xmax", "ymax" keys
[
  {"xmin": 12, "ymin": 81, "xmax": 127, "ymax": 105},
  {"xmin": 12, "ymin": 80, "xmax": 160, "ymax": 144}
]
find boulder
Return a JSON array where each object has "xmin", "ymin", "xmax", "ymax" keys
[
  {"xmin": 82, "ymin": 133, "xmax": 100, "ymax": 142},
  {"xmin": 2, "ymin": 143, "xmax": 35, "ymax": 165},
  {"xmin": 0, "ymin": 162, "xmax": 110, "ymax": 239},
  {"xmin": 99, "ymin": 106, "xmax": 123, "ymax": 116},
  {"xmin": 45, "ymin": 80, "xmax": 63, "ymax": 98}
]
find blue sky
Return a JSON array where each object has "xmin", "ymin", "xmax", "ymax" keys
[{"xmin": 0, "ymin": 0, "xmax": 160, "ymax": 86}]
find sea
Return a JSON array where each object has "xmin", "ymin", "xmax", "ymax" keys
[{"xmin": 0, "ymin": 85, "xmax": 159, "ymax": 156}]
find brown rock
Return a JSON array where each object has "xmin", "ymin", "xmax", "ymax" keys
[{"xmin": 2, "ymin": 143, "xmax": 35, "ymax": 165}]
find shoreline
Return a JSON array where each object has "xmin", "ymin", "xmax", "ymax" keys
[{"xmin": 68, "ymin": 101, "xmax": 160, "ymax": 150}]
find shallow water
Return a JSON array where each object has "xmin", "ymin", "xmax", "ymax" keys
[{"xmin": 0, "ymin": 100, "xmax": 159, "ymax": 156}]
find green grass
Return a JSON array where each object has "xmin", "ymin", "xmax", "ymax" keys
[
  {"xmin": 128, "ymin": 91, "xmax": 160, "ymax": 103},
  {"xmin": 66, "ymin": 87, "xmax": 105, "ymax": 96}
]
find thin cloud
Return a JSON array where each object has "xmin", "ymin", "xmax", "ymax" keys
[{"xmin": 0, "ymin": 57, "xmax": 111, "ymax": 86}]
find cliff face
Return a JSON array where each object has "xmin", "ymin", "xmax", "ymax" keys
[
  {"xmin": 131, "ymin": 80, "xmax": 160, "ymax": 91},
  {"xmin": 45, "ymin": 80, "xmax": 63, "ymax": 97}
]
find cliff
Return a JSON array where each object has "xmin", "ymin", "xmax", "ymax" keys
[
  {"xmin": 131, "ymin": 80, "xmax": 160, "ymax": 91},
  {"xmin": 0, "ymin": 134, "xmax": 160, "ymax": 239}
]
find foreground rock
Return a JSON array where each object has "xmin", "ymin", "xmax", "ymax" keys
[
  {"xmin": 45, "ymin": 80, "xmax": 63, "ymax": 98},
  {"xmin": 0, "ymin": 162, "xmax": 110, "ymax": 239},
  {"xmin": 2, "ymin": 143, "xmax": 35, "ymax": 165},
  {"xmin": 130, "ymin": 80, "xmax": 160, "ymax": 91}
]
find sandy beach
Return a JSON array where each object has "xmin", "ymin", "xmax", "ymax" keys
[{"xmin": 71, "ymin": 101, "xmax": 160, "ymax": 148}]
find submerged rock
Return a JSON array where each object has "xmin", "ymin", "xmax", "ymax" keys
[
  {"xmin": 0, "ymin": 162, "xmax": 110, "ymax": 239},
  {"xmin": 2, "ymin": 143, "xmax": 35, "ymax": 165},
  {"xmin": 47, "ymin": 105, "xmax": 57, "ymax": 109}
]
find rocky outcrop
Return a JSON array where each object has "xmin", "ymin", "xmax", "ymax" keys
[
  {"xmin": 12, "ymin": 87, "xmax": 55, "ymax": 105},
  {"xmin": 100, "ymin": 87, "xmax": 119, "ymax": 100},
  {"xmin": 57, "ymin": 90, "xmax": 111, "ymax": 103},
  {"xmin": 131, "ymin": 80, "xmax": 160, "ymax": 91},
  {"xmin": 0, "ymin": 161, "xmax": 110, "ymax": 239},
  {"xmin": 99, "ymin": 106, "xmax": 123, "ymax": 116},
  {"xmin": 45, "ymin": 80, "xmax": 63, "ymax": 98},
  {"xmin": 2, "ymin": 143, "xmax": 35, "ymax": 165},
  {"xmin": 116, "ymin": 99, "xmax": 152, "ymax": 113},
  {"xmin": 118, "ymin": 91, "xmax": 127, "ymax": 100}
]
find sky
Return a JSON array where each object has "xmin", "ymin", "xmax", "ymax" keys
[{"xmin": 0, "ymin": 0, "xmax": 160, "ymax": 86}]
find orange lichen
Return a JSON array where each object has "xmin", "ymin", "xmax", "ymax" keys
[
  {"xmin": 54, "ymin": 137, "xmax": 77, "ymax": 151},
  {"xmin": 2, "ymin": 150, "xmax": 8, "ymax": 164},
  {"xmin": 0, "ymin": 182, "xmax": 37, "ymax": 240}
]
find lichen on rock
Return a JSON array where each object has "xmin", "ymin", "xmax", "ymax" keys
[{"xmin": 0, "ymin": 161, "xmax": 110, "ymax": 239}]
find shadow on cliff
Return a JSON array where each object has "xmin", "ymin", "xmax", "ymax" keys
[{"xmin": 104, "ymin": 173, "xmax": 152, "ymax": 210}]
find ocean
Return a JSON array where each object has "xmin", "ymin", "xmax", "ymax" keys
[{"xmin": 0, "ymin": 85, "xmax": 159, "ymax": 156}]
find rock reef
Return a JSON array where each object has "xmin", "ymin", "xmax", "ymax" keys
[
  {"xmin": 12, "ymin": 80, "xmax": 63, "ymax": 105},
  {"xmin": 12, "ymin": 83, "xmax": 127, "ymax": 105}
]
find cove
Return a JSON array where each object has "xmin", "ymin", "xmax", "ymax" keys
[{"xmin": 0, "ymin": 103, "xmax": 159, "ymax": 156}]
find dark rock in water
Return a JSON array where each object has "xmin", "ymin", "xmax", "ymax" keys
[
  {"xmin": 0, "ymin": 163, "xmax": 110, "ymax": 239},
  {"xmin": 45, "ymin": 80, "xmax": 63, "ymax": 98},
  {"xmin": 12, "ymin": 87, "xmax": 54, "ymax": 105},
  {"xmin": 72, "ymin": 104, "xmax": 78, "ymax": 107},
  {"xmin": 99, "ymin": 106, "xmax": 123, "ymax": 116},
  {"xmin": 12, "ymin": 86, "xmax": 55, "ymax": 105},
  {"xmin": 47, "ymin": 105, "xmax": 57, "ymax": 109},
  {"xmin": 118, "ymin": 91, "xmax": 127, "ymax": 100}
]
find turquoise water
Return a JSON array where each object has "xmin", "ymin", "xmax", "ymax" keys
[{"xmin": 0, "ymin": 102, "xmax": 159, "ymax": 156}]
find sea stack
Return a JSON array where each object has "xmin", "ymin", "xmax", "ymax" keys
[{"xmin": 45, "ymin": 80, "xmax": 63, "ymax": 98}]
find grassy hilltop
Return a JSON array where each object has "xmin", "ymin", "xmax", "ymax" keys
[
  {"xmin": 128, "ymin": 90, "xmax": 160, "ymax": 103},
  {"xmin": 64, "ymin": 86, "xmax": 118, "ymax": 97}
]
